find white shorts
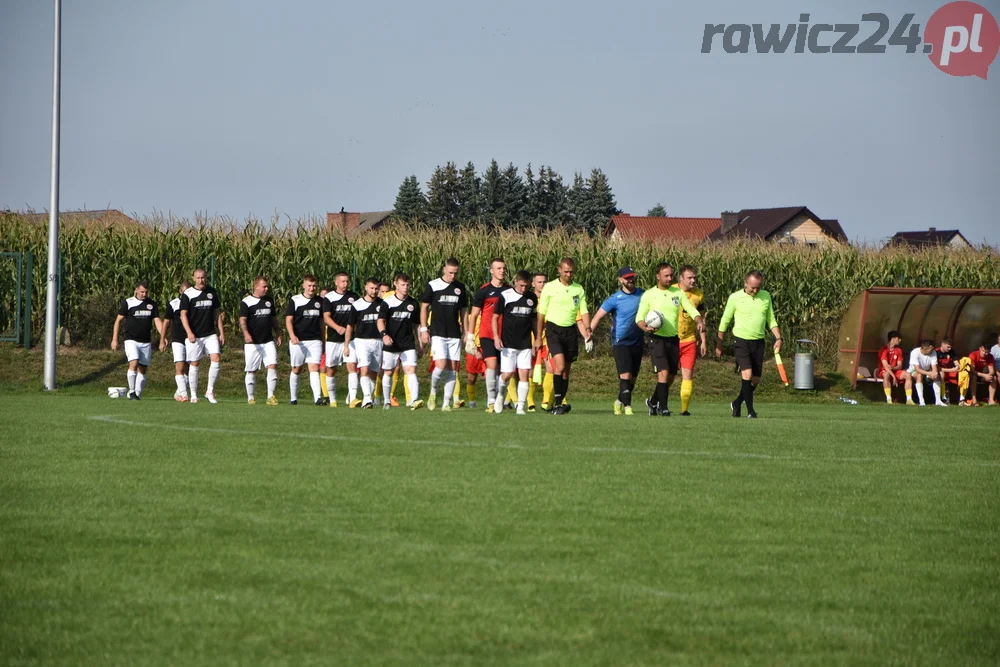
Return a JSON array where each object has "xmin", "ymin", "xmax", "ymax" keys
[
  {"xmin": 325, "ymin": 341, "xmax": 355, "ymax": 367},
  {"xmin": 353, "ymin": 338, "xmax": 383, "ymax": 370},
  {"xmin": 500, "ymin": 347, "xmax": 533, "ymax": 373},
  {"xmin": 382, "ymin": 348, "xmax": 418, "ymax": 371},
  {"xmin": 290, "ymin": 339, "xmax": 323, "ymax": 367},
  {"xmin": 186, "ymin": 334, "xmax": 221, "ymax": 362},
  {"xmin": 171, "ymin": 341, "xmax": 187, "ymax": 364},
  {"xmin": 431, "ymin": 336, "xmax": 462, "ymax": 362},
  {"xmin": 245, "ymin": 341, "xmax": 278, "ymax": 372},
  {"xmin": 124, "ymin": 340, "xmax": 152, "ymax": 366}
]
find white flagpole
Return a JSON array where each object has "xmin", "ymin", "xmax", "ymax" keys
[{"xmin": 43, "ymin": 0, "xmax": 61, "ymax": 391}]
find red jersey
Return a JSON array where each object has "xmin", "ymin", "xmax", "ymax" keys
[
  {"xmin": 969, "ymin": 350, "xmax": 995, "ymax": 372},
  {"xmin": 877, "ymin": 345, "xmax": 904, "ymax": 377},
  {"xmin": 472, "ymin": 282, "xmax": 508, "ymax": 340}
]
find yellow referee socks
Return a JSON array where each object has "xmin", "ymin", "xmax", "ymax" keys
[
  {"xmin": 680, "ymin": 379, "xmax": 693, "ymax": 413},
  {"xmin": 506, "ymin": 378, "xmax": 518, "ymax": 404},
  {"xmin": 465, "ymin": 382, "xmax": 475, "ymax": 403},
  {"xmin": 374, "ymin": 375, "xmax": 383, "ymax": 400},
  {"xmin": 527, "ymin": 379, "xmax": 536, "ymax": 408},
  {"xmin": 391, "ymin": 367, "xmax": 402, "ymax": 401},
  {"xmin": 543, "ymin": 373, "xmax": 554, "ymax": 406},
  {"xmin": 883, "ymin": 386, "xmax": 892, "ymax": 402}
]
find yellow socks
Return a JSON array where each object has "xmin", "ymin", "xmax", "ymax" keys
[
  {"xmin": 465, "ymin": 383, "xmax": 475, "ymax": 403},
  {"xmin": 905, "ymin": 388, "xmax": 913, "ymax": 401},
  {"xmin": 506, "ymin": 378, "xmax": 518, "ymax": 403},
  {"xmin": 391, "ymin": 368, "xmax": 401, "ymax": 401},
  {"xmin": 374, "ymin": 376, "xmax": 383, "ymax": 400},
  {"xmin": 680, "ymin": 379, "xmax": 693, "ymax": 413},
  {"xmin": 527, "ymin": 380, "xmax": 536, "ymax": 408},
  {"xmin": 542, "ymin": 373, "xmax": 554, "ymax": 406},
  {"xmin": 884, "ymin": 386, "xmax": 892, "ymax": 402}
]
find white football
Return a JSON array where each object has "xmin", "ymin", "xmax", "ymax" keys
[{"xmin": 644, "ymin": 310, "xmax": 664, "ymax": 331}]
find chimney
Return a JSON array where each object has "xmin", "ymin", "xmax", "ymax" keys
[{"xmin": 721, "ymin": 211, "xmax": 740, "ymax": 234}]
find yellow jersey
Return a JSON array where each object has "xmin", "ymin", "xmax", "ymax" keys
[{"xmin": 677, "ymin": 288, "xmax": 704, "ymax": 343}]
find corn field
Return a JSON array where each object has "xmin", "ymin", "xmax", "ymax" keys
[{"xmin": 2, "ymin": 213, "xmax": 998, "ymax": 361}]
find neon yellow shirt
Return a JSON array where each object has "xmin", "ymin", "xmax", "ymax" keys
[
  {"xmin": 718, "ymin": 289, "xmax": 778, "ymax": 340},
  {"xmin": 677, "ymin": 288, "xmax": 704, "ymax": 342},
  {"xmin": 539, "ymin": 280, "xmax": 588, "ymax": 328},
  {"xmin": 636, "ymin": 285, "xmax": 701, "ymax": 338}
]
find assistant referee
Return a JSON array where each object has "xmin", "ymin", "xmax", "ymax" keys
[
  {"xmin": 537, "ymin": 257, "xmax": 593, "ymax": 415},
  {"xmin": 714, "ymin": 270, "xmax": 782, "ymax": 419}
]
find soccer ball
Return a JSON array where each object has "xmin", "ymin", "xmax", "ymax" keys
[{"xmin": 644, "ymin": 310, "xmax": 664, "ymax": 331}]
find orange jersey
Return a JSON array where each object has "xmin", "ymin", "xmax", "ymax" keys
[{"xmin": 876, "ymin": 345, "xmax": 904, "ymax": 377}]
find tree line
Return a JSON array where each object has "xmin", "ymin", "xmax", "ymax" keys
[{"xmin": 392, "ymin": 160, "xmax": 621, "ymax": 235}]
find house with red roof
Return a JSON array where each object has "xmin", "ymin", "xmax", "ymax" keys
[{"xmin": 606, "ymin": 206, "xmax": 847, "ymax": 245}]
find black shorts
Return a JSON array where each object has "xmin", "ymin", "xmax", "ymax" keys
[
  {"xmin": 613, "ymin": 344, "xmax": 643, "ymax": 378},
  {"xmin": 479, "ymin": 336, "xmax": 499, "ymax": 360},
  {"xmin": 733, "ymin": 337, "xmax": 765, "ymax": 377},
  {"xmin": 545, "ymin": 323, "xmax": 579, "ymax": 363},
  {"xmin": 649, "ymin": 335, "xmax": 680, "ymax": 375}
]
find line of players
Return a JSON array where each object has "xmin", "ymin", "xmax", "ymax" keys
[
  {"xmin": 875, "ymin": 331, "xmax": 998, "ymax": 406},
  {"xmin": 113, "ymin": 259, "xmax": 589, "ymax": 414}
]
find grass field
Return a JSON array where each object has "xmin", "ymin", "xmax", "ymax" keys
[{"xmin": 2, "ymin": 388, "xmax": 998, "ymax": 665}]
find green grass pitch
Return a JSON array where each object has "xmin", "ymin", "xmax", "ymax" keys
[{"xmin": 2, "ymin": 394, "xmax": 998, "ymax": 665}]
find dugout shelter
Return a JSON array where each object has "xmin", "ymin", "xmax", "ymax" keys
[{"xmin": 838, "ymin": 287, "xmax": 1000, "ymax": 389}]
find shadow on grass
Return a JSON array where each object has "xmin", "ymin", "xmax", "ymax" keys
[{"xmin": 62, "ymin": 359, "xmax": 122, "ymax": 388}]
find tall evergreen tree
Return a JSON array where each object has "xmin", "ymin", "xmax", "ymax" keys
[
  {"xmin": 425, "ymin": 161, "xmax": 461, "ymax": 225},
  {"xmin": 392, "ymin": 175, "xmax": 427, "ymax": 222},
  {"xmin": 523, "ymin": 163, "xmax": 540, "ymax": 225},
  {"xmin": 583, "ymin": 168, "xmax": 619, "ymax": 235},
  {"xmin": 500, "ymin": 162, "xmax": 526, "ymax": 228},
  {"xmin": 481, "ymin": 159, "xmax": 504, "ymax": 224},
  {"xmin": 647, "ymin": 203, "xmax": 667, "ymax": 217},
  {"xmin": 456, "ymin": 161, "xmax": 481, "ymax": 221},
  {"xmin": 544, "ymin": 166, "xmax": 569, "ymax": 228},
  {"xmin": 567, "ymin": 172, "xmax": 588, "ymax": 231}
]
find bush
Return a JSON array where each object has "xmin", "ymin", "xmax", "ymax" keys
[{"xmin": 73, "ymin": 291, "xmax": 121, "ymax": 349}]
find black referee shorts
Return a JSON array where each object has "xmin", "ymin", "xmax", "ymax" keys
[
  {"xmin": 479, "ymin": 336, "xmax": 499, "ymax": 360},
  {"xmin": 733, "ymin": 337, "xmax": 765, "ymax": 377},
  {"xmin": 649, "ymin": 335, "xmax": 680, "ymax": 375},
  {"xmin": 545, "ymin": 323, "xmax": 579, "ymax": 363},
  {"xmin": 613, "ymin": 343, "xmax": 643, "ymax": 378}
]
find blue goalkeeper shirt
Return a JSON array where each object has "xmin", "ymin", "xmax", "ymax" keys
[{"xmin": 599, "ymin": 288, "xmax": 644, "ymax": 347}]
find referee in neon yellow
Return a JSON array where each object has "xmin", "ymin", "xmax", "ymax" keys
[
  {"xmin": 714, "ymin": 269, "xmax": 783, "ymax": 419},
  {"xmin": 537, "ymin": 257, "xmax": 593, "ymax": 415},
  {"xmin": 635, "ymin": 263, "xmax": 705, "ymax": 416}
]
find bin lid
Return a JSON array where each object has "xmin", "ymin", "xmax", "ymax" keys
[{"xmin": 795, "ymin": 339, "xmax": 817, "ymax": 345}]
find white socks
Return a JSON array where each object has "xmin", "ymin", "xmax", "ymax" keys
[
  {"xmin": 290, "ymin": 372, "xmax": 300, "ymax": 401},
  {"xmin": 407, "ymin": 373, "xmax": 419, "ymax": 403},
  {"xmin": 188, "ymin": 365, "xmax": 199, "ymax": 397},
  {"xmin": 326, "ymin": 374, "xmax": 336, "ymax": 402},
  {"xmin": 360, "ymin": 375, "xmax": 373, "ymax": 402},
  {"xmin": 135, "ymin": 372, "xmax": 146, "ymax": 397},
  {"xmin": 485, "ymin": 368, "xmax": 498, "ymax": 404},
  {"xmin": 932, "ymin": 381, "xmax": 943, "ymax": 404},
  {"xmin": 347, "ymin": 372, "xmax": 359, "ymax": 403},
  {"xmin": 383, "ymin": 371, "xmax": 393, "ymax": 402},
  {"xmin": 916, "ymin": 381, "xmax": 927, "ymax": 406},
  {"xmin": 174, "ymin": 374, "xmax": 187, "ymax": 396},
  {"xmin": 207, "ymin": 361, "xmax": 220, "ymax": 395},
  {"xmin": 431, "ymin": 366, "xmax": 444, "ymax": 395},
  {"xmin": 245, "ymin": 372, "xmax": 256, "ymax": 400},
  {"xmin": 517, "ymin": 380, "xmax": 528, "ymax": 407},
  {"xmin": 443, "ymin": 370, "xmax": 456, "ymax": 407},
  {"xmin": 266, "ymin": 367, "xmax": 277, "ymax": 398},
  {"xmin": 309, "ymin": 371, "xmax": 321, "ymax": 402},
  {"xmin": 494, "ymin": 375, "xmax": 506, "ymax": 410},
  {"xmin": 127, "ymin": 369, "xmax": 137, "ymax": 392}
]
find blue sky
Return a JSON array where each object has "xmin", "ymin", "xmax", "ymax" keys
[{"xmin": 1, "ymin": 0, "xmax": 997, "ymax": 244}]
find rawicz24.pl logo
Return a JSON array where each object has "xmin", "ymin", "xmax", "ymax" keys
[{"xmin": 701, "ymin": 1, "xmax": 1000, "ymax": 79}]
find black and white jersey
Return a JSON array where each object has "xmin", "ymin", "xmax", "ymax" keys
[
  {"xmin": 495, "ymin": 288, "xmax": 537, "ymax": 350},
  {"xmin": 239, "ymin": 295, "xmax": 278, "ymax": 344},
  {"xmin": 118, "ymin": 297, "xmax": 159, "ymax": 343},
  {"xmin": 421, "ymin": 278, "xmax": 468, "ymax": 339},
  {"xmin": 323, "ymin": 290, "xmax": 359, "ymax": 343},
  {"xmin": 284, "ymin": 294, "xmax": 324, "ymax": 341},
  {"xmin": 348, "ymin": 298, "xmax": 387, "ymax": 340},
  {"xmin": 383, "ymin": 295, "xmax": 419, "ymax": 352},
  {"xmin": 164, "ymin": 297, "xmax": 187, "ymax": 344},
  {"xmin": 179, "ymin": 286, "xmax": 221, "ymax": 338}
]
